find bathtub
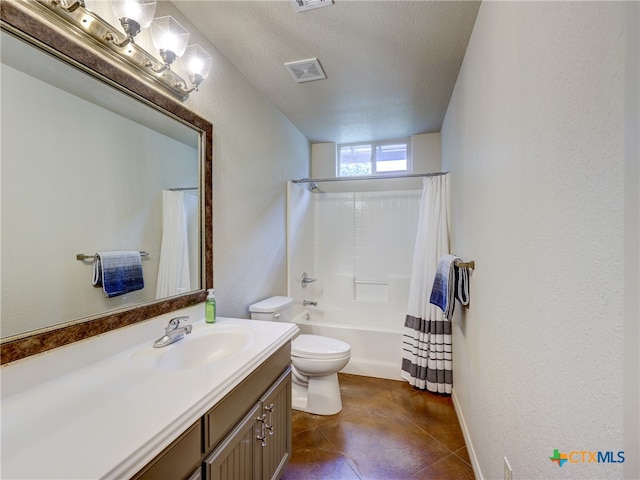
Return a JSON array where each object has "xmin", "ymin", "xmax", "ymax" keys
[{"xmin": 292, "ymin": 305, "xmax": 405, "ymax": 381}]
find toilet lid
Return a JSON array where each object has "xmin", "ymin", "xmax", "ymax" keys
[{"xmin": 292, "ymin": 334, "xmax": 351, "ymax": 359}]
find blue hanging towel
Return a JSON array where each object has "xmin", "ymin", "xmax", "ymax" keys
[
  {"xmin": 430, "ymin": 254, "xmax": 470, "ymax": 319},
  {"xmin": 92, "ymin": 251, "xmax": 144, "ymax": 298}
]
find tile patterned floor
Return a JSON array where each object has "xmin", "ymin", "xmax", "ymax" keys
[{"xmin": 282, "ymin": 373, "xmax": 476, "ymax": 480}]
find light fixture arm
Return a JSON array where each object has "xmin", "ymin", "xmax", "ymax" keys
[
  {"xmin": 118, "ymin": 17, "xmax": 141, "ymax": 41},
  {"xmin": 51, "ymin": 0, "xmax": 84, "ymax": 13},
  {"xmin": 190, "ymin": 73, "xmax": 204, "ymax": 91},
  {"xmin": 104, "ymin": 31, "xmax": 133, "ymax": 49},
  {"xmin": 159, "ymin": 49, "xmax": 177, "ymax": 66},
  {"xmin": 145, "ymin": 49, "xmax": 180, "ymax": 74},
  {"xmin": 145, "ymin": 60, "xmax": 170, "ymax": 74}
]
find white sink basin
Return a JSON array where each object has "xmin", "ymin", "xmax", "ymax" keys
[{"xmin": 130, "ymin": 324, "xmax": 257, "ymax": 371}]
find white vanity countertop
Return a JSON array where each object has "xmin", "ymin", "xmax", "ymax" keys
[{"xmin": 0, "ymin": 305, "xmax": 299, "ymax": 479}]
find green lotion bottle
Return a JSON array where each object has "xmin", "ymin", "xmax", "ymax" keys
[{"xmin": 205, "ymin": 288, "xmax": 216, "ymax": 323}]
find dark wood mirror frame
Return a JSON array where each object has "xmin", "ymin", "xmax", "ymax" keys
[{"xmin": 0, "ymin": 0, "xmax": 213, "ymax": 365}]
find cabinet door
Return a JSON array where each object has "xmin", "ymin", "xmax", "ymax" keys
[
  {"xmin": 204, "ymin": 344, "xmax": 291, "ymax": 451},
  {"xmin": 260, "ymin": 368, "xmax": 292, "ymax": 480},
  {"xmin": 204, "ymin": 403, "xmax": 262, "ymax": 480},
  {"xmin": 186, "ymin": 466, "xmax": 203, "ymax": 480},
  {"xmin": 132, "ymin": 420, "xmax": 202, "ymax": 480}
]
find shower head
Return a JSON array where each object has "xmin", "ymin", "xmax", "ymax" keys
[{"xmin": 299, "ymin": 177, "xmax": 320, "ymax": 191}]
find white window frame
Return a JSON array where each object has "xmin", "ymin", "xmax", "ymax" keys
[{"xmin": 337, "ymin": 139, "xmax": 411, "ymax": 177}]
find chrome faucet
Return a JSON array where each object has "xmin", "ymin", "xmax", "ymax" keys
[
  {"xmin": 153, "ymin": 316, "xmax": 192, "ymax": 348},
  {"xmin": 303, "ymin": 300, "xmax": 318, "ymax": 307}
]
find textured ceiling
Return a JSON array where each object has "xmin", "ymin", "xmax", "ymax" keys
[{"xmin": 175, "ymin": 1, "xmax": 481, "ymax": 144}]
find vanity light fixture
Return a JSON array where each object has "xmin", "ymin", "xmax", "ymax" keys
[{"xmin": 36, "ymin": 0, "xmax": 211, "ymax": 100}]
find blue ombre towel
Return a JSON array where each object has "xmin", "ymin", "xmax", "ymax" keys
[
  {"xmin": 430, "ymin": 254, "xmax": 469, "ymax": 319},
  {"xmin": 92, "ymin": 251, "xmax": 144, "ymax": 298}
]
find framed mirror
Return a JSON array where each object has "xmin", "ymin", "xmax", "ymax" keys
[{"xmin": 0, "ymin": 0, "xmax": 213, "ymax": 364}]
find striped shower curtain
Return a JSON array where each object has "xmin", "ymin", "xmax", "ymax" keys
[{"xmin": 401, "ymin": 174, "xmax": 451, "ymax": 394}]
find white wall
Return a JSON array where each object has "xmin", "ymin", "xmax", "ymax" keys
[
  {"xmin": 157, "ymin": 2, "xmax": 311, "ymax": 317},
  {"xmin": 311, "ymin": 143, "xmax": 336, "ymax": 179},
  {"xmin": 623, "ymin": 3, "xmax": 640, "ymax": 477},
  {"xmin": 411, "ymin": 132, "xmax": 441, "ymax": 173},
  {"xmin": 441, "ymin": 2, "xmax": 636, "ymax": 479}
]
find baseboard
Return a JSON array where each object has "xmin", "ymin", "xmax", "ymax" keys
[{"xmin": 452, "ymin": 388, "xmax": 483, "ymax": 480}]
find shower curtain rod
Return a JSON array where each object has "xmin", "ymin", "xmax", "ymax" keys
[{"xmin": 291, "ymin": 172, "xmax": 448, "ymax": 184}]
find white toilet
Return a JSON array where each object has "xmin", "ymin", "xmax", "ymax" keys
[{"xmin": 249, "ymin": 296, "xmax": 351, "ymax": 415}]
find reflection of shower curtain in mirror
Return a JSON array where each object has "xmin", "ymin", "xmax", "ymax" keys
[{"xmin": 156, "ymin": 190, "xmax": 198, "ymax": 298}]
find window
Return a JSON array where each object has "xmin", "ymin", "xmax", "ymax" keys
[{"xmin": 338, "ymin": 140, "xmax": 410, "ymax": 177}]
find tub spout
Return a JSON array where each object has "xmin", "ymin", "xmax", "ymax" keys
[{"xmin": 303, "ymin": 300, "xmax": 318, "ymax": 307}]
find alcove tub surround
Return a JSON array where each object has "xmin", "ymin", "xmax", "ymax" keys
[{"xmin": 1, "ymin": 303, "xmax": 299, "ymax": 479}]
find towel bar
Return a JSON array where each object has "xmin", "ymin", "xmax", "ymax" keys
[
  {"xmin": 353, "ymin": 279, "xmax": 389, "ymax": 285},
  {"xmin": 455, "ymin": 260, "xmax": 475, "ymax": 269},
  {"xmin": 76, "ymin": 251, "xmax": 149, "ymax": 261}
]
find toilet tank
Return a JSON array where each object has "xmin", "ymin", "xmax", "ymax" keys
[{"xmin": 249, "ymin": 296, "xmax": 294, "ymax": 322}]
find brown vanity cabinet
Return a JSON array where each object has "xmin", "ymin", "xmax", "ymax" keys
[
  {"xmin": 133, "ymin": 343, "xmax": 292, "ymax": 480},
  {"xmin": 204, "ymin": 368, "xmax": 291, "ymax": 480}
]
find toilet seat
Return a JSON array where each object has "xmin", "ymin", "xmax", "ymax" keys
[{"xmin": 292, "ymin": 334, "xmax": 351, "ymax": 360}]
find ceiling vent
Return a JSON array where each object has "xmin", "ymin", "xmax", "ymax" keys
[
  {"xmin": 291, "ymin": 0, "xmax": 333, "ymax": 13},
  {"xmin": 285, "ymin": 58, "xmax": 327, "ymax": 83}
]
